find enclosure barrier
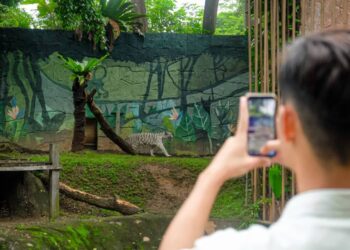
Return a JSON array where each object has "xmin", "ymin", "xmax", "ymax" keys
[
  {"xmin": 0, "ymin": 144, "xmax": 61, "ymax": 220},
  {"xmin": 246, "ymin": 0, "xmax": 300, "ymax": 222}
]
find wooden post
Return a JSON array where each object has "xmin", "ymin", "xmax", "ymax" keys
[{"xmin": 49, "ymin": 144, "xmax": 60, "ymax": 220}]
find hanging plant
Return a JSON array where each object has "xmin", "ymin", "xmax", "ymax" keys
[{"xmin": 55, "ymin": 0, "xmax": 145, "ymax": 51}]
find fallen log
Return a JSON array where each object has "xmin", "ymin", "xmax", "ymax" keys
[
  {"xmin": 87, "ymin": 89, "xmax": 135, "ymax": 155},
  {"xmin": 39, "ymin": 175, "xmax": 141, "ymax": 215}
]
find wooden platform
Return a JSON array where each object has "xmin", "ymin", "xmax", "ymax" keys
[{"xmin": 0, "ymin": 144, "xmax": 61, "ymax": 220}]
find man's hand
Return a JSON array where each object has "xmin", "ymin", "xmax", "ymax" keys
[
  {"xmin": 204, "ymin": 97, "xmax": 271, "ymax": 184},
  {"xmin": 159, "ymin": 96, "xmax": 272, "ymax": 250}
]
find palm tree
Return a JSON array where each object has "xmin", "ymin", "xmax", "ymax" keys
[
  {"xmin": 58, "ymin": 54, "xmax": 134, "ymax": 154},
  {"xmin": 101, "ymin": 0, "xmax": 146, "ymax": 51}
]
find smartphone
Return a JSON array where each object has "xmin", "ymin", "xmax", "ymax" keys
[{"xmin": 247, "ymin": 93, "xmax": 277, "ymax": 157}]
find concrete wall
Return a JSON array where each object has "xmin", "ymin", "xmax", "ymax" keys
[{"xmin": 0, "ymin": 28, "xmax": 248, "ymax": 155}]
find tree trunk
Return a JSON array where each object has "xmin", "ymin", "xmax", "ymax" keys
[
  {"xmin": 203, "ymin": 0, "xmax": 219, "ymax": 34},
  {"xmin": 87, "ymin": 90, "xmax": 135, "ymax": 155},
  {"xmin": 39, "ymin": 175, "xmax": 140, "ymax": 215},
  {"xmin": 131, "ymin": 0, "xmax": 148, "ymax": 33},
  {"xmin": 71, "ymin": 79, "xmax": 87, "ymax": 152}
]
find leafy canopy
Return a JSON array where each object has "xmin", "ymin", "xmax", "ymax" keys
[
  {"xmin": 21, "ymin": 0, "xmax": 61, "ymax": 29},
  {"xmin": 58, "ymin": 54, "xmax": 109, "ymax": 84},
  {"xmin": 145, "ymin": 0, "xmax": 246, "ymax": 35},
  {"xmin": 0, "ymin": 0, "xmax": 21, "ymax": 7},
  {"xmin": 101, "ymin": 0, "xmax": 145, "ymax": 32},
  {"xmin": 146, "ymin": 0, "xmax": 203, "ymax": 34},
  {"xmin": 0, "ymin": 3, "xmax": 33, "ymax": 28}
]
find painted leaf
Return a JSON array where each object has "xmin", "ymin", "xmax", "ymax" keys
[
  {"xmin": 175, "ymin": 113, "xmax": 196, "ymax": 142},
  {"xmin": 193, "ymin": 103, "xmax": 211, "ymax": 133},
  {"xmin": 269, "ymin": 165, "xmax": 282, "ymax": 199},
  {"xmin": 162, "ymin": 116, "xmax": 175, "ymax": 133}
]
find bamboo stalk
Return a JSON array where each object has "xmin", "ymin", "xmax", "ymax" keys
[
  {"xmin": 301, "ymin": 0, "xmax": 305, "ymax": 35},
  {"xmin": 247, "ymin": 0, "xmax": 252, "ymax": 207},
  {"xmin": 254, "ymin": 0, "xmax": 259, "ymax": 92},
  {"xmin": 292, "ymin": 171, "xmax": 296, "ymax": 196},
  {"xmin": 281, "ymin": 167, "xmax": 286, "ymax": 209},
  {"xmin": 264, "ymin": 0, "xmax": 269, "ymax": 93},
  {"xmin": 270, "ymin": 193, "xmax": 276, "ymax": 222},
  {"xmin": 293, "ymin": 0, "xmax": 296, "ymax": 40},
  {"xmin": 271, "ymin": 0, "xmax": 276, "ymax": 94},
  {"xmin": 282, "ymin": 0, "xmax": 287, "ymax": 52},
  {"xmin": 262, "ymin": 167, "xmax": 267, "ymax": 220},
  {"xmin": 259, "ymin": 0, "xmax": 263, "ymax": 92},
  {"xmin": 248, "ymin": 0, "xmax": 252, "ymax": 92},
  {"xmin": 276, "ymin": 0, "xmax": 280, "ymax": 92}
]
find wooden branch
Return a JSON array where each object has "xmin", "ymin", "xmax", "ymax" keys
[
  {"xmin": 39, "ymin": 175, "xmax": 141, "ymax": 215},
  {"xmin": 86, "ymin": 91, "xmax": 135, "ymax": 155}
]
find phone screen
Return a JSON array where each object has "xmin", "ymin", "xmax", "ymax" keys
[{"xmin": 247, "ymin": 96, "xmax": 276, "ymax": 157}]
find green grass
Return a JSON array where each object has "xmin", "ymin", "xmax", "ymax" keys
[{"xmin": 27, "ymin": 151, "xmax": 248, "ymax": 219}]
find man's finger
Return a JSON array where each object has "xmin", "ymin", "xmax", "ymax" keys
[
  {"xmin": 260, "ymin": 140, "xmax": 281, "ymax": 154},
  {"xmin": 246, "ymin": 157, "xmax": 272, "ymax": 170},
  {"xmin": 236, "ymin": 97, "xmax": 249, "ymax": 135}
]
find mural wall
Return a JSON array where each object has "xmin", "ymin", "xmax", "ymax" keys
[{"xmin": 0, "ymin": 28, "xmax": 248, "ymax": 155}]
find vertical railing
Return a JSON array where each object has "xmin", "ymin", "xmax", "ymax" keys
[{"xmin": 246, "ymin": 0, "xmax": 301, "ymax": 223}]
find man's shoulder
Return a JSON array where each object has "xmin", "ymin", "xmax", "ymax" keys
[{"xmin": 192, "ymin": 224, "xmax": 270, "ymax": 250}]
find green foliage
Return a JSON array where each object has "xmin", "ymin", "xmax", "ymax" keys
[
  {"xmin": 55, "ymin": 0, "xmax": 107, "ymax": 50},
  {"xmin": 20, "ymin": 224, "xmax": 92, "ymax": 249},
  {"xmin": 145, "ymin": 0, "xmax": 203, "ymax": 34},
  {"xmin": 101, "ymin": 0, "xmax": 145, "ymax": 32},
  {"xmin": 29, "ymin": 151, "xmax": 210, "ymax": 206},
  {"xmin": 0, "ymin": 0, "xmax": 21, "ymax": 7},
  {"xmin": 162, "ymin": 116, "xmax": 175, "ymax": 133},
  {"xmin": 0, "ymin": 3, "xmax": 32, "ymax": 28},
  {"xmin": 216, "ymin": 0, "xmax": 246, "ymax": 35},
  {"xmin": 22, "ymin": 0, "xmax": 61, "ymax": 29},
  {"xmin": 58, "ymin": 54, "xmax": 108, "ymax": 84},
  {"xmin": 269, "ymin": 164, "xmax": 282, "ymax": 199},
  {"xmin": 175, "ymin": 113, "xmax": 196, "ymax": 142},
  {"xmin": 193, "ymin": 103, "xmax": 211, "ymax": 134}
]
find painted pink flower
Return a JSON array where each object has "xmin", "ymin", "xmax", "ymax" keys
[
  {"xmin": 7, "ymin": 106, "xmax": 19, "ymax": 120},
  {"xmin": 169, "ymin": 107, "xmax": 179, "ymax": 121}
]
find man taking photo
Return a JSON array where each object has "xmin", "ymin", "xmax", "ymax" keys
[{"xmin": 160, "ymin": 30, "xmax": 350, "ymax": 250}]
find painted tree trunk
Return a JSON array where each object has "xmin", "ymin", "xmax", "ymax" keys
[
  {"xmin": 203, "ymin": 0, "xmax": 219, "ymax": 34},
  {"xmin": 87, "ymin": 90, "xmax": 135, "ymax": 155},
  {"xmin": 71, "ymin": 79, "xmax": 87, "ymax": 152}
]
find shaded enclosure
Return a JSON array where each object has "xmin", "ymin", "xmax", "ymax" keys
[{"xmin": 0, "ymin": 29, "xmax": 248, "ymax": 155}]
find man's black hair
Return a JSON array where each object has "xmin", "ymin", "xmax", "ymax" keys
[{"xmin": 279, "ymin": 30, "xmax": 350, "ymax": 166}]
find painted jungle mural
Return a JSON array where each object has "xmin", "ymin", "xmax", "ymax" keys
[{"xmin": 0, "ymin": 29, "xmax": 248, "ymax": 155}]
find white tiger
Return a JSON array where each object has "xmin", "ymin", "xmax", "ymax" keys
[{"xmin": 126, "ymin": 132, "xmax": 173, "ymax": 157}]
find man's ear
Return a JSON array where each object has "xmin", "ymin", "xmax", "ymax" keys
[{"xmin": 280, "ymin": 105, "xmax": 298, "ymax": 142}]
